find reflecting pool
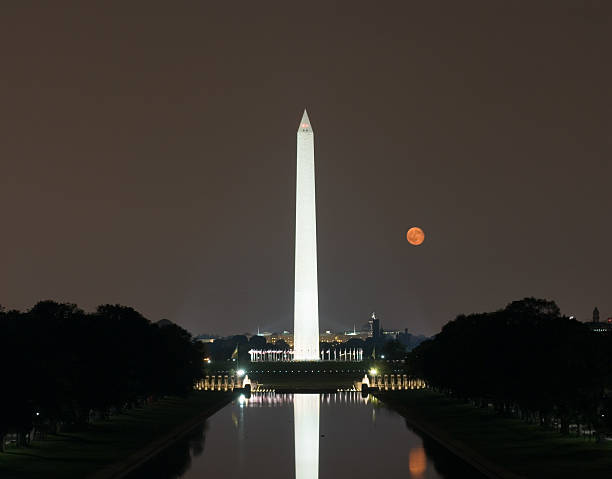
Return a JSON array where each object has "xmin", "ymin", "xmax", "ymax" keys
[{"xmin": 127, "ymin": 392, "xmax": 485, "ymax": 479}]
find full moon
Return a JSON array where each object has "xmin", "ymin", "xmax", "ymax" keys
[{"xmin": 406, "ymin": 227, "xmax": 425, "ymax": 245}]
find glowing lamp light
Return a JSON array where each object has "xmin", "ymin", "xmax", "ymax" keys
[
  {"xmin": 369, "ymin": 369, "xmax": 378, "ymax": 376},
  {"xmin": 380, "ymin": 355, "xmax": 385, "ymax": 359},
  {"xmin": 237, "ymin": 369, "xmax": 246, "ymax": 377}
]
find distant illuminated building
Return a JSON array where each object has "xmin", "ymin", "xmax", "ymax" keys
[
  {"xmin": 586, "ymin": 306, "xmax": 612, "ymax": 333},
  {"xmin": 368, "ymin": 312, "xmax": 382, "ymax": 339},
  {"xmin": 256, "ymin": 326, "xmax": 273, "ymax": 338},
  {"xmin": 195, "ymin": 334, "xmax": 216, "ymax": 343},
  {"xmin": 248, "ymin": 328, "xmax": 374, "ymax": 350}
]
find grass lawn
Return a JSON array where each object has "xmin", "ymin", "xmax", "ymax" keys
[
  {"xmin": 381, "ymin": 390, "xmax": 612, "ymax": 478},
  {"xmin": 0, "ymin": 392, "xmax": 232, "ymax": 479}
]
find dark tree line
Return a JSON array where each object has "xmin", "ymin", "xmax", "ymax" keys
[
  {"xmin": 410, "ymin": 298, "xmax": 612, "ymax": 436},
  {"xmin": 0, "ymin": 301, "xmax": 204, "ymax": 450}
]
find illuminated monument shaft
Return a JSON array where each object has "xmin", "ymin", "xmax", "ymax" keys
[{"xmin": 294, "ymin": 110, "xmax": 320, "ymax": 361}]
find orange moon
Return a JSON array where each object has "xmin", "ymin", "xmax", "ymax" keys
[{"xmin": 406, "ymin": 227, "xmax": 425, "ymax": 245}]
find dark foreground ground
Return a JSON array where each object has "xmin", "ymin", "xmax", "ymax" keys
[
  {"xmin": 0, "ymin": 392, "xmax": 232, "ymax": 479},
  {"xmin": 379, "ymin": 390, "xmax": 612, "ymax": 479}
]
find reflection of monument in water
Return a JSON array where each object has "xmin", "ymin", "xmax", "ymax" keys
[
  {"xmin": 294, "ymin": 394, "xmax": 320, "ymax": 479},
  {"xmin": 229, "ymin": 392, "xmax": 439, "ymax": 479}
]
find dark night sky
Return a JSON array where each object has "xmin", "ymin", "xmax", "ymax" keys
[{"xmin": 1, "ymin": 2, "xmax": 610, "ymax": 336}]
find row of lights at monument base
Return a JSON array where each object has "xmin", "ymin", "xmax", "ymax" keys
[
  {"xmin": 239, "ymin": 391, "xmax": 370, "ymax": 409},
  {"xmin": 248, "ymin": 348, "xmax": 363, "ymax": 362},
  {"xmin": 195, "ymin": 372, "xmax": 251, "ymax": 392}
]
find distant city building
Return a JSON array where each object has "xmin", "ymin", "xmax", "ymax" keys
[
  {"xmin": 588, "ymin": 321, "xmax": 612, "ymax": 333},
  {"xmin": 267, "ymin": 331, "xmax": 294, "ymax": 347},
  {"xmin": 256, "ymin": 326, "xmax": 273, "ymax": 337},
  {"xmin": 259, "ymin": 330, "xmax": 370, "ymax": 346},
  {"xmin": 397, "ymin": 329, "xmax": 411, "ymax": 346},
  {"xmin": 195, "ymin": 333, "xmax": 219, "ymax": 343},
  {"xmin": 586, "ymin": 306, "xmax": 612, "ymax": 333},
  {"xmin": 383, "ymin": 330, "xmax": 403, "ymax": 337},
  {"xmin": 396, "ymin": 329, "xmax": 429, "ymax": 351},
  {"xmin": 341, "ymin": 324, "xmax": 370, "ymax": 341},
  {"xmin": 368, "ymin": 312, "xmax": 382, "ymax": 340},
  {"xmin": 239, "ymin": 311, "xmax": 427, "ymax": 350}
]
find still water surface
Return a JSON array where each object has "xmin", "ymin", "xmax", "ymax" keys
[{"xmin": 127, "ymin": 392, "xmax": 484, "ymax": 479}]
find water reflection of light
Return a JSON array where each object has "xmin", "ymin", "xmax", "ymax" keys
[
  {"xmin": 238, "ymin": 394, "xmax": 247, "ymax": 406},
  {"xmin": 244, "ymin": 392, "xmax": 367, "ymax": 408},
  {"xmin": 294, "ymin": 394, "xmax": 319, "ymax": 479},
  {"xmin": 408, "ymin": 447, "xmax": 427, "ymax": 476}
]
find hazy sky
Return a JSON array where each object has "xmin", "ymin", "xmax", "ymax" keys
[{"xmin": 1, "ymin": 2, "xmax": 610, "ymax": 336}]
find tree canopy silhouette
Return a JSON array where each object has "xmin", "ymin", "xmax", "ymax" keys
[
  {"xmin": 0, "ymin": 301, "xmax": 204, "ymax": 450},
  {"xmin": 410, "ymin": 297, "xmax": 612, "ymax": 436}
]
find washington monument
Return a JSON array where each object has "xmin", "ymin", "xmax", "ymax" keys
[{"xmin": 293, "ymin": 110, "xmax": 320, "ymax": 361}]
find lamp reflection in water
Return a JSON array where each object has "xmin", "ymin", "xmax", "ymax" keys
[
  {"xmin": 294, "ymin": 394, "xmax": 319, "ymax": 479},
  {"xmin": 408, "ymin": 446, "xmax": 427, "ymax": 476}
]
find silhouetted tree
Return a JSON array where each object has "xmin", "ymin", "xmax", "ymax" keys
[
  {"xmin": 248, "ymin": 335, "xmax": 267, "ymax": 350},
  {"xmin": 274, "ymin": 339, "xmax": 290, "ymax": 350},
  {"xmin": 409, "ymin": 298, "xmax": 612, "ymax": 436},
  {"xmin": 382, "ymin": 339, "xmax": 406, "ymax": 360},
  {"xmin": 0, "ymin": 300, "xmax": 204, "ymax": 448}
]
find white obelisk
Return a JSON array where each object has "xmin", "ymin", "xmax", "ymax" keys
[{"xmin": 293, "ymin": 110, "xmax": 320, "ymax": 361}]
